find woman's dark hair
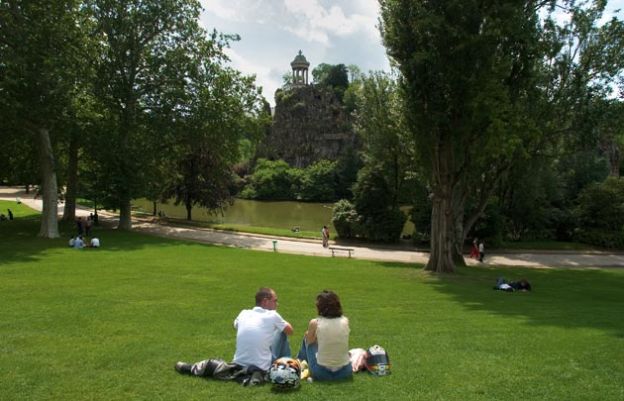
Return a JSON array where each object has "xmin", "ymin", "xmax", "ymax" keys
[{"xmin": 316, "ymin": 290, "xmax": 343, "ymax": 318}]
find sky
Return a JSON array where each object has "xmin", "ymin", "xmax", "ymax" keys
[{"xmin": 199, "ymin": 0, "xmax": 624, "ymax": 106}]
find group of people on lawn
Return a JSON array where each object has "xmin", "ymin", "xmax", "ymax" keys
[
  {"xmin": 175, "ymin": 287, "xmax": 353, "ymax": 383},
  {"xmin": 69, "ymin": 214, "xmax": 100, "ymax": 249}
]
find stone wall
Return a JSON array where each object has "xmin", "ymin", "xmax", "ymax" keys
[{"xmin": 266, "ymin": 85, "xmax": 356, "ymax": 168}]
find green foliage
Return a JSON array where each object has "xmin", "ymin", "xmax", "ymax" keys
[
  {"xmin": 296, "ymin": 160, "xmax": 337, "ymax": 202},
  {"xmin": 471, "ymin": 199, "xmax": 504, "ymax": 248},
  {"xmin": 572, "ymin": 177, "xmax": 624, "ymax": 249},
  {"xmin": 573, "ymin": 229, "xmax": 624, "ymax": 249},
  {"xmin": 410, "ymin": 181, "xmax": 432, "ymax": 240},
  {"xmin": 331, "ymin": 199, "xmax": 360, "ymax": 239},
  {"xmin": 240, "ymin": 159, "xmax": 296, "ymax": 200},
  {"xmin": 241, "ymin": 159, "xmax": 341, "ymax": 202},
  {"xmin": 334, "ymin": 146, "xmax": 362, "ymax": 199},
  {"xmin": 352, "ymin": 166, "xmax": 406, "ymax": 242},
  {"xmin": 575, "ymin": 177, "xmax": 624, "ymax": 231},
  {"xmin": 312, "ymin": 63, "xmax": 350, "ymax": 101}
]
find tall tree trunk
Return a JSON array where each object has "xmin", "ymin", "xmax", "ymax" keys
[
  {"xmin": 152, "ymin": 201, "xmax": 157, "ymax": 216},
  {"xmin": 62, "ymin": 134, "xmax": 79, "ymax": 221},
  {"xmin": 452, "ymin": 190, "xmax": 467, "ymax": 267},
  {"xmin": 118, "ymin": 197, "xmax": 132, "ymax": 230},
  {"xmin": 186, "ymin": 198, "xmax": 192, "ymax": 220},
  {"xmin": 425, "ymin": 138, "xmax": 455, "ymax": 273},
  {"xmin": 117, "ymin": 109, "xmax": 133, "ymax": 230},
  {"xmin": 426, "ymin": 189, "xmax": 455, "ymax": 272},
  {"xmin": 37, "ymin": 128, "xmax": 60, "ymax": 238}
]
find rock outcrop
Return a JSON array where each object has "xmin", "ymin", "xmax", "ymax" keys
[{"xmin": 266, "ymin": 85, "xmax": 356, "ymax": 168}]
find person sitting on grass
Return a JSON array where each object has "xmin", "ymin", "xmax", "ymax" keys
[
  {"xmin": 297, "ymin": 290, "xmax": 352, "ymax": 381},
  {"xmin": 90, "ymin": 237, "xmax": 100, "ymax": 248},
  {"xmin": 174, "ymin": 287, "xmax": 294, "ymax": 385},
  {"xmin": 73, "ymin": 236, "xmax": 85, "ymax": 249},
  {"xmin": 68, "ymin": 236, "xmax": 75, "ymax": 247}
]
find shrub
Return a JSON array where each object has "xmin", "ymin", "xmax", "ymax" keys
[
  {"xmin": 575, "ymin": 177, "xmax": 624, "ymax": 231},
  {"xmin": 332, "ymin": 199, "xmax": 360, "ymax": 239},
  {"xmin": 296, "ymin": 160, "xmax": 337, "ymax": 202},
  {"xmin": 573, "ymin": 229, "xmax": 624, "ymax": 249},
  {"xmin": 352, "ymin": 166, "xmax": 406, "ymax": 242},
  {"xmin": 239, "ymin": 159, "xmax": 296, "ymax": 200},
  {"xmin": 360, "ymin": 207, "xmax": 406, "ymax": 242}
]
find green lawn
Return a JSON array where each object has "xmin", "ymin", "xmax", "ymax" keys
[{"xmin": 1, "ymin": 201, "xmax": 623, "ymax": 401}]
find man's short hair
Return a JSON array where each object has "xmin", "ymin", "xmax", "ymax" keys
[{"xmin": 255, "ymin": 287, "xmax": 274, "ymax": 306}]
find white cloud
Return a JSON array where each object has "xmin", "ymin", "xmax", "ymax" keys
[
  {"xmin": 202, "ymin": 0, "xmax": 379, "ymax": 45},
  {"xmin": 198, "ymin": 1, "xmax": 393, "ymax": 104},
  {"xmin": 224, "ymin": 48, "xmax": 283, "ymax": 99}
]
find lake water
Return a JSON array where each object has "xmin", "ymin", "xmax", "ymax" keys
[{"xmin": 132, "ymin": 198, "xmax": 414, "ymax": 235}]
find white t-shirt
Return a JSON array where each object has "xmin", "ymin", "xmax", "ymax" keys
[
  {"xmin": 232, "ymin": 306, "xmax": 288, "ymax": 371},
  {"xmin": 316, "ymin": 316, "xmax": 350, "ymax": 369},
  {"xmin": 90, "ymin": 238, "xmax": 100, "ymax": 248}
]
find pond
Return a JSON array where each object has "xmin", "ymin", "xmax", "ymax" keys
[{"xmin": 132, "ymin": 198, "xmax": 415, "ymax": 236}]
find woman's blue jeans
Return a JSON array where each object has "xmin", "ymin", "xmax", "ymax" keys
[{"xmin": 296, "ymin": 337, "xmax": 352, "ymax": 381}]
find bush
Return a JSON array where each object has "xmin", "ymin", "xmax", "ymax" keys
[
  {"xmin": 239, "ymin": 159, "xmax": 296, "ymax": 200},
  {"xmin": 360, "ymin": 207, "xmax": 406, "ymax": 242},
  {"xmin": 575, "ymin": 177, "xmax": 624, "ymax": 231},
  {"xmin": 332, "ymin": 199, "xmax": 360, "ymax": 239},
  {"xmin": 573, "ymin": 229, "xmax": 624, "ymax": 249},
  {"xmin": 351, "ymin": 166, "xmax": 406, "ymax": 242},
  {"xmin": 296, "ymin": 160, "xmax": 337, "ymax": 202}
]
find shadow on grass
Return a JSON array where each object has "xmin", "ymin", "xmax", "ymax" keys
[
  {"xmin": 0, "ymin": 216, "xmax": 264, "ymax": 267},
  {"xmin": 427, "ymin": 265, "xmax": 624, "ymax": 337}
]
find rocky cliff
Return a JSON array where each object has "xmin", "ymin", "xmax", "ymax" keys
[{"xmin": 266, "ymin": 85, "xmax": 356, "ymax": 168}]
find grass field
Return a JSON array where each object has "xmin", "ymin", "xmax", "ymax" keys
[{"xmin": 1, "ymin": 200, "xmax": 623, "ymax": 400}]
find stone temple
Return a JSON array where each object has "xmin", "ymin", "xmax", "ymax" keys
[{"xmin": 265, "ymin": 51, "xmax": 357, "ymax": 168}]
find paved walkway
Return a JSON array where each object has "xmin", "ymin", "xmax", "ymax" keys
[{"xmin": 2, "ymin": 186, "xmax": 624, "ymax": 269}]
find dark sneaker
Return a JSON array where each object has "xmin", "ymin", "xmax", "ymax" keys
[{"xmin": 175, "ymin": 361, "xmax": 192, "ymax": 375}]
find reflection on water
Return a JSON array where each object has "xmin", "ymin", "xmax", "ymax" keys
[{"xmin": 132, "ymin": 198, "xmax": 414, "ymax": 235}]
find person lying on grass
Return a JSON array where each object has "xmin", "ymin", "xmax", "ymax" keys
[
  {"xmin": 297, "ymin": 290, "xmax": 352, "ymax": 381},
  {"xmin": 175, "ymin": 287, "xmax": 294, "ymax": 385},
  {"xmin": 493, "ymin": 277, "xmax": 532, "ymax": 292}
]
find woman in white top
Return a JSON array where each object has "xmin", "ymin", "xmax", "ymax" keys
[{"xmin": 296, "ymin": 290, "xmax": 352, "ymax": 381}]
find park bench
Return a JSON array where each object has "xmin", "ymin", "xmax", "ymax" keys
[{"xmin": 329, "ymin": 246, "xmax": 354, "ymax": 258}]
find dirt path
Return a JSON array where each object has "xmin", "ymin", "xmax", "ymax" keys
[{"xmin": 2, "ymin": 186, "xmax": 623, "ymax": 268}]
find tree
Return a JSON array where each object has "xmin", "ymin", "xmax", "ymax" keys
[
  {"xmin": 380, "ymin": 0, "xmax": 624, "ymax": 272},
  {"xmin": 0, "ymin": 0, "xmax": 88, "ymax": 238},
  {"xmin": 89, "ymin": 0, "xmax": 205, "ymax": 230},
  {"xmin": 380, "ymin": 0, "xmax": 545, "ymax": 271},
  {"xmin": 312, "ymin": 63, "xmax": 350, "ymax": 101},
  {"xmin": 163, "ymin": 41, "xmax": 265, "ymax": 220}
]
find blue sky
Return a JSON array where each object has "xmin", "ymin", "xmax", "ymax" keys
[{"xmin": 199, "ymin": 0, "xmax": 623, "ymax": 105}]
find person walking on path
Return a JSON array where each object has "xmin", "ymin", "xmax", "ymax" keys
[
  {"xmin": 175, "ymin": 287, "xmax": 294, "ymax": 381},
  {"xmin": 321, "ymin": 225, "xmax": 330, "ymax": 248},
  {"xmin": 469, "ymin": 238, "xmax": 479, "ymax": 259},
  {"xmin": 479, "ymin": 241, "xmax": 485, "ymax": 263}
]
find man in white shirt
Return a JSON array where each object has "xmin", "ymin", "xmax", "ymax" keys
[
  {"xmin": 175, "ymin": 288, "xmax": 293, "ymax": 377},
  {"xmin": 90, "ymin": 237, "xmax": 100, "ymax": 248}
]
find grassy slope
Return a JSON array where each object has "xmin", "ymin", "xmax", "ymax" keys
[{"xmin": 1, "ymin": 200, "xmax": 623, "ymax": 401}]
